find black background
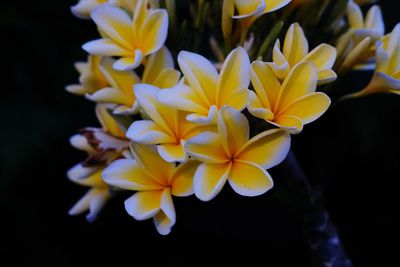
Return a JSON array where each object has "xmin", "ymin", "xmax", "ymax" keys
[{"xmin": 1, "ymin": 1, "xmax": 399, "ymax": 266}]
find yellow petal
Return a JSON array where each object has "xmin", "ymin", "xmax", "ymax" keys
[
  {"xmin": 134, "ymin": 83, "xmax": 177, "ymax": 137},
  {"xmin": 236, "ymin": 129, "xmax": 290, "ymax": 169},
  {"xmin": 218, "ymin": 106, "xmax": 249, "ymax": 156},
  {"xmin": 302, "ymin": 44, "xmax": 337, "ymax": 72},
  {"xmin": 340, "ymin": 37, "xmax": 371, "ymax": 72},
  {"xmin": 157, "ymin": 143, "xmax": 187, "ymax": 163},
  {"xmin": 250, "ymin": 60, "xmax": 281, "ymax": 110},
  {"xmin": 185, "ymin": 131, "xmax": 229, "ymax": 164},
  {"xmin": 228, "ymin": 161, "xmax": 273, "ymax": 196},
  {"xmin": 102, "ymin": 159, "xmax": 165, "ymax": 190},
  {"xmin": 193, "ymin": 162, "xmax": 232, "ymax": 201},
  {"xmin": 100, "ymin": 57, "xmax": 139, "ymax": 100},
  {"xmin": 269, "ymin": 40, "xmax": 290, "ymax": 80},
  {"xmin": 347, "ymin": 0, "xmax": 364, "ymax": 29},
  {"xmin": 138, "ymin": 9, "xmax": 168, "ymax": 55},
  {"xmin": 142, "ymin": 46, "xmax": 174, "ymax": 84},
  {"xmin": 223, "ymin": 87, "xmax": 249, "ymax": 111},
  {"xmin": 113, "ymin": 51, "xmax": 143, "ymax": 71},
  {"xmin": 69, "ymin": 188, "xmax": 110, "ymax": 222},
  {"xmin": 157, "ymin": 84, "xmax": 210, "ymax": 114},
  {"xmin": 153, "ymin": 188, "xmax": 176, "ymax": 235},
  {"xmin": 233, "ymin": 0, "xmax": 265, "ymax": 18},
  {"xmin": 283, "ymin": 23, "xmax": 309, "ymax": 67},
  {"xmin": 247, "ymin": 91, "xmax": 274, "ymax": 121},
  {"xmin": 86, "ymin": 87, "xmax": 129, "ymax": 106},
  {"xmin": 277, "ymin": 61, "xmax": 318, "ymax": 111},
  {"xmin": 365, "ymin": 6, "xmax": 384, "ymax": 36},
  {"xmin": 91, "ymin": 4, "xmax": 134, "ymax": 50},
  {"xmin": 263, "ymin": 0, "xmax": 292, "ymax": 13},
  {"xmin": 171, "ymin": 160, "xmax": 200, "ymax": 197},
  {"xmin": 124, "ymin": 190, "xmax": 163, "ymax": 220},
  {"xmin": 153, "ymin": 69, "xmax": 181, "ymax": 88},
  {"xmin": 130, "ymin": 143, "xmax": 175, "ymax": 185},
  {"xmin": 178, "ymin": 51, "xmax": 219, "ymax": 106},
  {"xmin": 222, "ymin": 0, "xmax": 234, "ymax": 39},
  {"xmin": 272, "ymin": 115, "xmax": 303, "ymax": 134},
  {"xmin": 217, "ymin": 47, "xmax": 250, "ymax": 106},
  {"xmin": 96, "ymin": 104, "xmax": 126, "ymax": 138},
  {"xmin": 317, "ymin": 69, "xmax": 337, "ymax": 85},
  {"xmin": 126, "ymin": 120, "xmax": 174, "ymax": 144},
  {"xmin": 278, "ymin": 92, "xmax": 331, "ymax": 124},
  {"xmin": 68, "ymin": 166, "xmax": 105, "ymax": 187}
]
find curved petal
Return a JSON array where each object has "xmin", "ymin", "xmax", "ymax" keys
[
  {"xmin": 69, "ymin": 188, "xmax": 110, "ymax": 222},
  {"xmin": 223, "ymin": 87, "xmax": 249, "ymax": 111},
  {"xmin": 283, "ymin": 23, "xmax": 309, "ymax": 67},
  {"xmin": 233, "ymin": 0, "xmax": 265, "ymax": 18},
  {"xmin": 217, "ymin": 47, "xmax": 250, "ymax": 106},
  {"xmin": 302, "ymin": 44, "xmax": 337, "ymax": 71},
  {"xmin": 153, "ymin": 210, "xmax": 174, "ymax": 235},
  {"xmin": 194, "ymin": 162, "xmax": 231, "ymax": 201},
  {"xmin": 124, "ymin": 190, "xmax": 163, "ymax": 220},
  {"xmin": 236, "ymin": 129, "xmax": 291, "ymax": 169},
  {"xmin": 228, "ymin": 161, "xmax": 273, "ymax": 196},
  {"xmin": 134, "ymin": 83, "xmax": 176, "ymax": 136},
  {"xmin": 268, "ymin": 40, "xmax": 290, "ymax": 80},
  {"xmin": 69, "ymin": 134, "xmax": 96, "ymax": 153},
  {"xmin": 86, "ymin": 87, "xmax": 128, "ymax": 105},
  {"xmin": 317, "ymin": 69, "xmax": 337, "ymax": 85},
  {"xmin": 171, "ymin": 160, "xmax": 200, "ymax": 197},
  {"xmin": 250, "ymin": 60, "xmax": 281, "ymax": 110},
  {"xmin": 113, "ymin": 51, "xmax": 143, "ymax": 71},
  {"xmin": 91, "ymin": 5, "xmax": 133, "ymax": 50},
  {"xmin": 157, "ymin": 85, "xmax": 209, "ymax": 114},
  {"xmin": 186, "ymin": 105, "xmax": 219, "ymax": 124},
  {"xmin": 365, "ymin": 5, "xmax": 384, "ymax": 36},
  {"xmin": 277, "ymin": 61, "xmax": 318, "ymax": 111},
  {"xmin": 178, "ymin": 51, "xmax": 219, "ymax": 105},
  {"xmin": 271, "ymin": 115, "xmax": 304, "ymax": 134},
  {"xmin": 96, "ymin": 104, "xmax": 126, "ymax": 138},
  {"xmin": 347, "ymin": 0, "xmax": 364, "ymax": 29},
  {"xmin": 102, "ymin": 159, "xmax": 165, "ymax": 190},
  {"xmin": 142, "ymin": 46, "xmax": 175, "ymax": 84},
  {"xmin": 247, "ymin": 91, "xmax": 274, "ymax": 121},
  {"xmin": 83, "ymin": 38, "xmax": 130, "ymax": 57},
  {"xmin": 153, "ymin": 69, "xmax": 181, "ymax": 88},
  {"xmin": 263, "ymin": 0, "xmax": 292, "ymax": 13},
  {"xmin": 185, "ymin": 131, "xmax": 229, "ymax": 164},
  {"xmin": 126, "ymin": 120, "xmax": 174, "ymax": 144},
  {"xmin": 68, "ymin": 165, "xmax": 104, "ymax": 186},
  {"xmin": 139, "ymin": 9, "xmax": 169, "ymax": 55},
  {"xmin": 279, "ymin": 92, "xmax": 331, "ymax": 124},
  {"xmin": 157, "ymin": 143, "xmax": 187, "ymax": 163},
  {"xmin": 218, "ymin": 106, "xmax": 249, "ymax": 156},
  {"xmin": 130, "ymin": 143, "xmax": 175, "ymax": 185}
]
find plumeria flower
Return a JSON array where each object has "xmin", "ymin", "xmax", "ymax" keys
[
  {"xmin": 68, "ymin": 104, "xmax": 129, "ymax": 221},
  {"xmin": 86, "ymin": 47, "xmax": 180, "ymax": 115},
  {"xmin": 344, "ymin": 24, "xmax": 400, "ymax": 98},
  {"xmin": 102, "ymin": 143, "xmax": 200, "ymax": 235},
  {"xmin": 127, "ymin": 84, "xmax": 212, "ymax": 162},
  {"xmin": 248, "ymin": 61, "xmax": 331, "ymax": 134},
  {"xmin": 66, "ymin": 55, "xmax": 107, "ymax": 95},
  {"xmin": 336, "ymin": 0, "xmax": 384, "ymax": 71},
  {"xmin": 268, "ymin": 23, "xmax": 337, "ymax": 85},
  {"xmin": 83, "ymin": 0, "xmax": 168, "ymax": 70},
  {"xmin": 185, "ymin": 106, "xmax": 291, "ymax": 201},
  {"xmin": 158, "ymin": 47, "xmax": 250, "ymax": 124}
]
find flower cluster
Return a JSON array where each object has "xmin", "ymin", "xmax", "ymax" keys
[{"xmin": 67, "ymin": 0, "xmax": 399, "ymax": 235}]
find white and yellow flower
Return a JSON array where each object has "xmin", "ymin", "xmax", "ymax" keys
[
  {"xmin": 336, "ymin": 0, "xmax": 384, "ymax": 71},
  {"xmin": 68, "ymin": 104, "xmax": 129, "ymax": 221},
  {"xmin": 185, "ymin": 106, "xmax": 291, "ymax": 201},
  {"xmin": 102, "ymin": 143, "xmax": 200, "ymax": 235},
  {"xmin": 66, "ymin": 55, "xmax": 108, "ymax": 95},
  {"xmin": 158, "ymin": 47, "xmax": 250, "ymax": 124},
  {"xmin": 248, "ymin": 61, "xmax": 331, "ymax": 134},
  {"xmin": 127, "ymin": 84, "xmax": 212, "ymax": 162},
  {"xmin": 345, "ymin": 24, "xmax": 400, "ymax": 98},
  {"xmin": 83, "ymin": 0, "xmax": 168, "ymax": 70},
  {"xmin": 268, "ymin": 23, "xmax": 337, "ymax": 85},
  {"xmin": 71, "ymin": 0, "xmax": 109, "ymax": 19},
  {"xmin": 86, "ymin": 47, "xmax": 180, "ymax": 115}
]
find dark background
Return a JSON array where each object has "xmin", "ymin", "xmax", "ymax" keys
[{"xmin": 1, "ymin": 1, "xmax": 399, "ymax": 266}]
